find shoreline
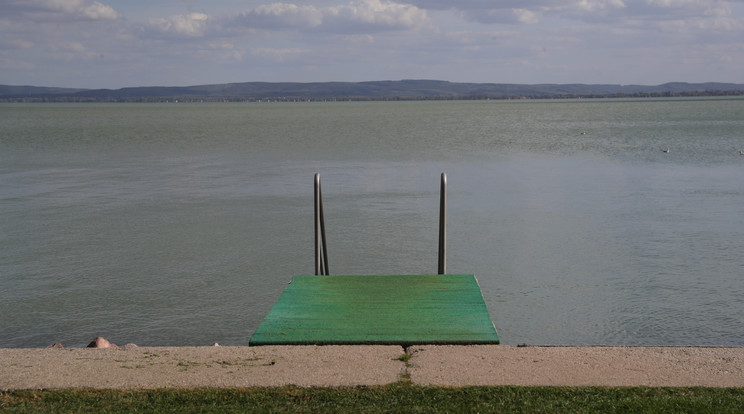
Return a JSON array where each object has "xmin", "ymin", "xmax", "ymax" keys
[{"xmin": 3, "ymin": 345, "xmax": 744, "ymax": 390}]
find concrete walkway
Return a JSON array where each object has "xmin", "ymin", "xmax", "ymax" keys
[{"xmin": 2, "ymin": 345, "xmax": 744, "ymax": 390}]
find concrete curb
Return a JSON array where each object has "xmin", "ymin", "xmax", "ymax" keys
[
  {"xmin": 408, "ymin": 345, "xmax": 744, "ymax": 387},
  {"xmin": 0, "ymin": 346, "xmax": 405, "ymax": 390},
  {"xmin": 2, "ymin": 345, "xmax": 744, "ymax": 390}
]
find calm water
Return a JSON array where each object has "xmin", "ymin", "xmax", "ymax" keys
[{"xmin": 2, "ymin": 98, "xmax": 743, "ymax": 347}]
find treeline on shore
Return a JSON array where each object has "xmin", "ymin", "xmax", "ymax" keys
[
  {"xmin": 4, "ymin": 89, "xmax": 743, "ymax": 103},
  {"xmin": 2, "ymin": 79, "xmax": 743, "ymax": 103}
]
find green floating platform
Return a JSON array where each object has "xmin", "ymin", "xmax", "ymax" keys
[{"xmin": 249, "ymin": 274, "xmax": 499, "ymax": 346}]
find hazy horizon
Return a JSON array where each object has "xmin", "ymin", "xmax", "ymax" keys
[{"xmin": 5, "ymin": 79, "xmax": 744, "ymax": 92}]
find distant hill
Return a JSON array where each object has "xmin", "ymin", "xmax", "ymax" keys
[
  {"xmin": 2, "ymin": 80, "xmax": 743, "ymax": 102},
  {"xmin": 0, "ymin": 85, "xmax": 88, "ymax": 97}
]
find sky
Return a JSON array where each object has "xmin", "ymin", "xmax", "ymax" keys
[{"xmin": 1, "ymin": 0, "xmax": 743, "ymax": 89}]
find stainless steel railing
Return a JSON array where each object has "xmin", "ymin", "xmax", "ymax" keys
[
  {"xmin": 314, "ymin": 172, "xmax": 447, "ymax": 275},
  {"xmin": 438, "ymin": 172, "xmax": 447, "ymax": 275},
  {"xmin": 314, "ymin": 173, "xmax": 330, "ymax": 276}
]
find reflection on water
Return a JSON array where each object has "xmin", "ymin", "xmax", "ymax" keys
[{"xmin": 1, "ymin": 99, "xmax": 743, "ymax": 347}]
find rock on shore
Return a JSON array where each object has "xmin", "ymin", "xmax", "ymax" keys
[{"xmin": 87, "ymin": 337, "xmax": 118, "ymax": 349}]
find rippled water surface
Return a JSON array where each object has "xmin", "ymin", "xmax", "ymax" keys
[{"xmin": 2, "ymin": 98, "xmax": 743, "ymax": 347}]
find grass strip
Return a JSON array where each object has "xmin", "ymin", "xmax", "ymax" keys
[{"xmin": 2, "ymin": 384, "xmax": 743, "ymax": 413}]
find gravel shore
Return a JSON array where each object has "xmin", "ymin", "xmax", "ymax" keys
[{"xmin": 2, "ymin": 345, "xmax": 743, "ymax": 390}]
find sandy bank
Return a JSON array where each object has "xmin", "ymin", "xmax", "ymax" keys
[{"xmin": 2, "ymin": 345, "xmax": 743, "ymax": 390}]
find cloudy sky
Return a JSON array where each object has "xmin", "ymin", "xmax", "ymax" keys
[{"xmin": 1, "ymin": 0, "xmax": 742, "ymax": 89}]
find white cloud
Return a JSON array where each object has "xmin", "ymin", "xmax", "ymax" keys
[
  {"xmin": 621, "ymin": 0, "xmax": 732, "ymax": 20},
  {"xmin": 0, "ymin": 57, "xmax": 36, "ymax": 70},
  {"xmin": 405, "ymin": 0, "xmax": 627, "ymax": 24},
  {"xmin": 541, "ymin": 0, "xmax": 627, "ymax": 21},
  {"xmin": 5, "ymin": 38, "xmax": 36, "ymax": 49},
  {"xmin": 465, "ymin": 8, "xmax": 539, "ymax": 24},
  {"xmin": 406, "ymin": 1, "xmax": 541, "ymax": 12},
  {"xmin": 1, "ymin": 0, "xmax": 120, "ymax": 22},
  {"xmin": 209, "ymin": 40, "xmax": 235, "ymax": 50},
  {"xmin": 57, "ymin": 41, "xmax": 87, "ymax": 53},
  {"xmin": 335, "ymin": 34, "xmax": 376, "ymax": 44},
  {"xmin": 322, "ymin": 0, "xmax": 429, "ymax": 32},
  {"xmin": 229, "ymin": 0, "xmax": 428, "ymax": 33},
  {"xmin": 573, "ymin": 0, "xmax": 627, "ymax": 12},
  {"xmin": 145, "ymin": 12, "xmax": 211, "ymax": 38},
  {"xmin": 75, "ymin": 0, "xmax": 119, "ymax": 20},
  {"xmin": 408, "ymin": 0, "xmax": 736, "ymax": 24},
  {"xmin": 233, "ymin": 3, "xmax": 323, "ymax": 30},
  {"xmin": 43, "ymin": 40, "xmax": 105, "ymax": 62}
]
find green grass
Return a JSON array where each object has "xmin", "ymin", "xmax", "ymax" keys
[{"xmin": 2, "ymin": 384, "xmax": 743, "ymax": 413}]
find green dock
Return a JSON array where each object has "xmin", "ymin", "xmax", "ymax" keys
[{"xmin": 249, "ymin": 274, "xmax": 499, "ymax": 346}]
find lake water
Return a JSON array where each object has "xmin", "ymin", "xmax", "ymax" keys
[{"xmin": 2, "ymin": 98, "xmax": 743, "ymax": 348}]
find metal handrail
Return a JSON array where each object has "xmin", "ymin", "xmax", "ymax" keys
[
  {"xmin": 438, "ymin": 172, "xmax": 447, "ymax": 275},
  {"xmin": 314, "ymin": 172, "xmax": 447, "ymax": 276},
  {"xmin": 314, "ymin": 173, "xmax": 329, "ymax": 275}
]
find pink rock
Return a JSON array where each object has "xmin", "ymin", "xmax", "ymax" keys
[
  {"xmin": 87, "ymin": 337, "xmax": 118, "ymax": 348},
  {"xmin": 47, "ymin": 342, "xmax": 64, "ymax": 349}
]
